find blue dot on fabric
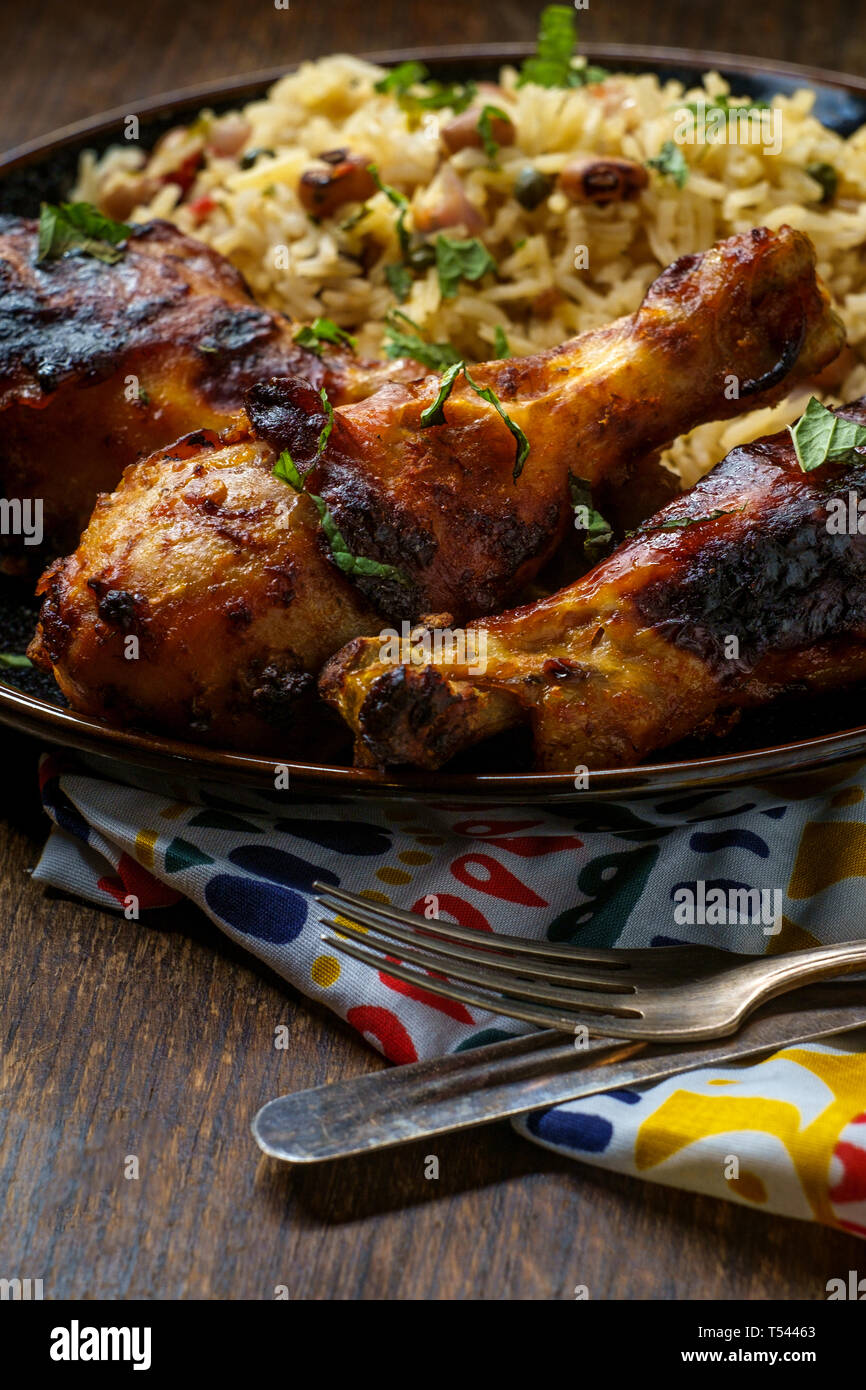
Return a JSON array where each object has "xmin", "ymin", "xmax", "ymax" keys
[
  {"xmin": 689, "ymin": 829, "xmax": 769, "ymax": 857},
  {"xmin": 204, "ymin": 874, "xmax": 307, "ymax": 943},
  {"xmin": 275, "ymin": 819, "xmax": 392, "ymax": 856},
  {"xmin": 227, "ymin": 845, "xmax": 337, "ymax": 893},
  {"xmin": 526, "ymin": 1108, "xmax": 613, "ymax": 1153}
]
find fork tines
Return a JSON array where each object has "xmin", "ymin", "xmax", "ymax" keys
[{"xmin": 314, "ymin": 880, "xmax": 650, "ymax": 1036}]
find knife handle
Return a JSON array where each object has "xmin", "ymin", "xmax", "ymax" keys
[
  {"xmin": 252, "ymin": 981, "xmax": 866, "ymax": 1164},
  {"xmin": 252, "ymin": 1028, "xmax": 644, "ymax": 1162}
]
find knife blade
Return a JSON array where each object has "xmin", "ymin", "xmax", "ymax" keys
[{"xmin": 252, "ymin": 980, "xmax": 866, "ymax": 1163}]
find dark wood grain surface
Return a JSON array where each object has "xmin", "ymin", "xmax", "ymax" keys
[{"xmin": 2, "ymin": 0, "xmax": 865, "ymax": 1300}]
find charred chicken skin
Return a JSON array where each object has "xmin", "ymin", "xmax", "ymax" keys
[
  {"xmin": 28, "ymin": 227, "xmax": 844, "ymax": 754},
  {"xmin": 29, "ymin": 424, "xmax": 381, "ymax": 751},
  {"xmin": 320, "ymin": 401, "xmax": 866, "ymax": 772},
  {"xmin": 0, "ymin": 215, "xmax": 417, "ymax": 563},
  {"xmin": 254, "ymin": 226, "xmax": 844, "ymax": 623}
]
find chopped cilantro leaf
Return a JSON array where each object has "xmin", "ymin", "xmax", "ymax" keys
[
  {"xmin": 790, "ymin": 396, "xmax": 866, "ymax": 472},
  {"xmin": 37, "ymin": 201, "xmax": 133, "ymax": 265},
  {"xmin": 435, "ymin": 235, "xmax": 497, "ymax": 299}
]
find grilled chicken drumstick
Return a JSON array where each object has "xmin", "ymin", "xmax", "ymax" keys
[
  {"xmin": 0, "ymin": 216, "xmax": 418, "ymax": 563},
  {"xmin": 252, "ymin": 226, "xmax": 844, "ymax": 622},
  {"xmin": 320, "ymin": 401, "xmax": 866, "ymax": 772},
  {"xmin": 29, "ymin": 227, "xmax": 844, "ymax": 754}
]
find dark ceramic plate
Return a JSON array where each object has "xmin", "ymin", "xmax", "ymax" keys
[{"xmin": 2, "ymin": 42, "xmax": 866, "ymax": 802}]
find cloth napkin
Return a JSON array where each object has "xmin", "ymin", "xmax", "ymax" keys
[{"xmin": 34, "ymin": 751, "xmax": 866, "ymax": 1236}]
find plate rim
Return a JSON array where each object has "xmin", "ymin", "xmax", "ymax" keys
[{"xmin": 3, "ymin": 41, "xmax": 866, "ymax": 800}]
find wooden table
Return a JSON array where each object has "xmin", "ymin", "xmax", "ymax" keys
[{"xmin": 1, "ymin": 0, "xmax": 864, "ymax": 1300}]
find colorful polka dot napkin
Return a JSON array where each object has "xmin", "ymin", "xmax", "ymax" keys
[{"xmin": 33, "ymin": 752, "xmax": 866, "ymax": 1235}]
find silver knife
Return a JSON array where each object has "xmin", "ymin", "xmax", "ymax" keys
[{"xmin": 252, "ymin": 980, "xmax": 866, "ymax": 1163}]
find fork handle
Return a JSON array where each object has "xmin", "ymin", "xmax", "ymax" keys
[{"xmin": 739, "ymin": 938, "xmax": 866, "ymax": 1015}]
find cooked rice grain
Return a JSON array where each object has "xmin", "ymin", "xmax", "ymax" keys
[{"xmin": 75, "ymin": 54, "xmax": 866, "ymax": 486}]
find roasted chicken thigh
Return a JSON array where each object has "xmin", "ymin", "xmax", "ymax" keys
[
  {"xmin": 29, "ymin": 227, "xmax": 844, "ymax": 754},
  {"xmin": 0, "ymin": 216, "xmax": 417, "ymax": 563},
  {"xmin": 320, "ymin": 401, "xmax": 866, "ymax": 771}
]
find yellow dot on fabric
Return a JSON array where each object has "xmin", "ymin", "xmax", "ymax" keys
[
  {"xmin": 135, "ymin": 829, "xmax": 158, "ymax": 870},
  {"xmin": 414, "ymin": 834, "xmax": 445, "ymax": 845},
  {"xmin": 376, "ymin": 867, "xmax": 413, "ymax": 886},
  {"xmin": 159, "ymin": 802, "xmax": 189, "ymax": 820},
  {"xmin": 311, "ymin": 955, "xmax": 340, "ymax": 988},
  {"xmin": 359, "ymin": 889, "xmax": 391, "ymax": 904},
  {"xmin": 788, "ymin": 820, "xmax": 866, "ymax": 898},
  {"xmin": 726, "ymin": 1170, "xmax": 768, "ymax": 1204},
  {"xmin": 332, "ymin": 913, "xmax": 367, "ymax": 934},
  {"xmin": 398, "ymin": 850, "xmax": 433, "ymax": 865},
  {"xmin": 831, "ymin": 786, "xmax": 864, "ymax": 807}
]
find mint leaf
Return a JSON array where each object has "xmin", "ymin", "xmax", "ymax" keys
[
  {"xmin": 273, "ymin": 447, "xmax": 408, "ymax": 585},
  {"xmin": 382, "ymin": 312, "xmax": 462, "ymax": 371},
  {"xmin": 293, "ymin": 317, "xmax": 358, "ymax": 355},
  {"xmin": 569, "ymin": 475, "xmax": 613, "ymax": 560},
  {"xmin": 420, "ymin": 361, "xmax": 530, "ymax": 480},
  {"xmin": 37, "ymin": 201, "xmax": 133, "ymax": 264},
  {"xmin": 420, "ymin": 360, "xmax": 465, "ymax": 426},
  {"xmin": 273, "ymin": 450, "xmax": 306, "ymax": 490},
  {"xmin": 646, "ymin": 140, "xmax": 690, "ymax": 189},
  {"xmin": 790, "ymin": 397, "xmax": 866, "ymax": 472},
  {"xmin": 435, "ymin": 235, "xmax": 496, "ymax": 299},
  {"xmin": 478, "ymin": 104, "xmax": 510, "ymax": 163},
  {"xmin": 518, "ymin": 5, "xmax": 601, "ymax": 89},
  {"xmin": 317, "ymin": 387, "xmax": 334, "ymax": 456},
  {"xmin": 385, "ymin": 262, "xmax": 413, "ymax": 302},
  {"xmin": 628, "ymin": 508, "xmax": 738, "ymax": 537},
  {"xmin": 374, "ymin": 61, "xmax": 430, "ymax": 95}
]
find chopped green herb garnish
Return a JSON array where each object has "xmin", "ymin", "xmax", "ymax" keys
[
  {"xmin": 517, "ymin": 5, "xmax": 606, "ymax": 90},
  {"xmin": 412, "ymin": 81, "xmax": 476, "ymax": 114},
  {"xmin": 420, "ymin": 360, "xmax": 465, "ymax": 427},
  {"xmin": 293, "ymin": 317, "xmax": 358, "ymax": 355},
  {"xmin": 338, "ymin": 203, "xmax": 372, "ymax": 231},
  {"xmin": 138, "ymin": 385, "xmax": 150, "ymax": 406},
  {"xmin": 627, "ymin": 508, "xmax": 738, "ymax": 538},
  {"xmin": 420, "ymin": 361, "xmax": 529, "ymax": 480},
  {"xmin": 367, "ymin": 163, "xmax": 408, "ymax": 213},
  {"xmin": 646, "ymin": 140, "xmax": 690, "ymax": 189},
  {"xmin": 368, "ymin": 162, "xmax": 411, "ymax": 267},
  {"xmin": 317, "ymin": 387, "xmax": 334, "ymax": 456},
  {"xmin": 37, "ymin": 201, "xmax": 133, "ymax": 265},
  {"xmin": 435, "ymin": 235, "xmax": 497, "ymax": 299},
  {"xmin": 273, "ymin": 448, "xmax": 409, "ymax": 585},
  {"xmin": 569, "ymin": 475, "xmax": 614, "ymax": 561},
  {"xmin": 273, "ymin": 449, "xmax": 306, "ymax": 490},
  {"xmin": 382, "ymin": 311, "xmax": 463, "ymax": 371},
  {"xmin": 806, "ymin": 161, "xmax": 838, "ymax": 204},
  {"xmin": 0, "ymin": 653, "xmax": 32, "ymax": 669},
  {"xmin": 374, "ymin": 60, "xmax": 430, "ymax": 95},
  {"xmin": 790, "ymin": 396, "xmax": 866, "ymax": 473},
  {"xmin": 477, "ymin": 104, "xmax": 510, "ymax": 163},
  {"xmin": 493, "ymin": 325, "xmax": 510, "ymax": 359},
  {"xmin": 375, "ymin": 61, "xmax": 477, "ymax": 115},
  {"xmin": 385, "ymin": 262, "xmax": 414, "ymax": 302}
]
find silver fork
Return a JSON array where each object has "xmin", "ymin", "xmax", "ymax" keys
[{"xmin": 314, "ymin": 882, "xmax": 866, "ymax": 1042}]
